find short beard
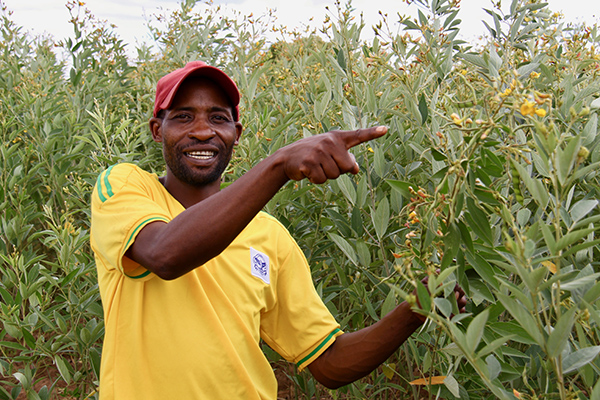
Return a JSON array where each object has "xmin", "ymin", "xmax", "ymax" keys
[{"xmin": 163, "ymin": 146, "xmax": 233, "ymax": 187}]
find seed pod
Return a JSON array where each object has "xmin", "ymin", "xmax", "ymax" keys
[
  {"xmin": 578, "ymin": 146, "xmax": 590, "ymax": 160},
  {"xmin": 511, "ymin": 162, "xmax": 523, "ymax": 204}
]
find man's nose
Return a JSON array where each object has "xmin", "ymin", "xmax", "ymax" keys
[{"xmin": 187, "ymin": 119, "xmax": 216, "ymax": 140}]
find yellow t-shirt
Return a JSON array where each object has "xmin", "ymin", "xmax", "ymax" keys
[{"xmin": 90, "ymin": 163, "xmax": 342, "ymax": 400}]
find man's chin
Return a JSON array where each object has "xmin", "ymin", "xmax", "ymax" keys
[{"xmin": 173, "ymin": 168, "xmax": 223, "ymax": 187}]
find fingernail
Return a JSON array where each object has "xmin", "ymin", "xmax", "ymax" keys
[{"xmin": 375, "ymin": 126, "xmax": 387, "ymax": 133}]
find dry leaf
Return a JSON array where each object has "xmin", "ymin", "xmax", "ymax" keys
[
  {"xmin": 541, "ymin": 260, "xmax": 557, "ymax": 274},
  {"xmin": 409, "ymin": 376, "xmax": 446, "ymax": 385}
]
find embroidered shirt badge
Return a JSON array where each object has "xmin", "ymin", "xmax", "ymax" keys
[{"xmin": 250, "ymin": 247, "xmax": 270, "ymax": 284}]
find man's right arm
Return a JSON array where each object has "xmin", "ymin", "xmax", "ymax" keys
[{"xmin": 126, "ymin": 126, "xmax": 387, "ymax": 280}]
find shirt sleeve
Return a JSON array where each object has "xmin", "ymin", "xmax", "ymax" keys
[
  {"xmin": 91, "ymin": 163, "xmax": 171, "ymax": 280},
  {"xmin": 259, "ymin": 222, "xmax": 342, "ymax": 371}
]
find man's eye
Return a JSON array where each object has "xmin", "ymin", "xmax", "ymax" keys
[{"xmin": 213, "ymin": 115, "xmax": 230, "ymax": 122}]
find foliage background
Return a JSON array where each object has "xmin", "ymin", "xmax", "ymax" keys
[{"xmin": 1, "ymin": 0, "xmax": 600, "ymax": 398}]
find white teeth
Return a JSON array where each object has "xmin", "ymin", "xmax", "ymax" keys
[{"xmin": 186, "ymin": 151, "xmax": 215, "ymax": 160}]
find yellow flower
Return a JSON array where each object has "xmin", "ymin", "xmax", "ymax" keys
[
  {"xmin": 500, "ymin": 87, "xmax": 512, "ymax": 97},
  {"xmin": 367, "ymin": 147, "xmax": 374, "ymax": 153},
  {"xmin": 450, "ymin": 113, "xmax": 464, "ymax": 125},
  {"xmin": 530, "ymin": 71, "xmax": 540, "ymax": 79},
  {"xmin": 535, "ymin": 108, "xmax": 547, "ymax": 117},
  {"xmin": 520, "ymin": 100, "xmax": 536, "ymax": 116}
]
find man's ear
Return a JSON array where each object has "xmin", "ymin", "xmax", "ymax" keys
[
  {"xmin": 234, "ymin": 122, "xmax": 243, "ymax": 145},
  {"xmin": 149, "ymin": 117, "xmax": 163, "ymax": 143}
]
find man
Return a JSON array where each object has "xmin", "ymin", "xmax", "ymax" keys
[{"xmin": 91, "ymin": 61, "xmax": 466, "ymax": 399}]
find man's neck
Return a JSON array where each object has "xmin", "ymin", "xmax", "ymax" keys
[{"xmin": 159, "ymin": 174, "xmax": 221, "ymax": 209}]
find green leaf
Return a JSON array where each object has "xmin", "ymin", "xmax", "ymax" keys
[
  {"xmin": 355, "ymin": 240, "xmax": 371, "ymax": 267},
  {"xmin": 434, "ymin": 298, "xmax": 452, "ymax": 317},
  {"xmin": 556, "ymin": 227, "xmax": 596, "ymax": 251},
  {"xmin": 561, "ymin": 273, "xmax": 600, "ymax": 291},
  {"xmin": 54, "ymin": 356, "xmax": 72, "ymax": 384},
  {"xmin": 416, "ymin": 280, "xmax": 431, "ymax": 315},
  {"xmin": 418, "ymin": 93, "xmax": 428, "ymax": 125},
  {"xmin": 466, "ymin": 310, "xmax": 488, "ymax": 355},
  {"xmin": 381, "ymin": 289, "xmax": 396, "ymax": 319},
  {"xmin": 373, "ymin": 146, "xmax": 386, "ymax": 178},
  {"xmin": 465, "ymin": 252, "xmax": 499, "ymax": 290},
  {"xmin": 547, "ymin": 307, "xmax": 577, "ymax": 358},
  {"xmin": 21, "ymin": 327, "xmax": 36, "ymax": 349},
  {"xmin": 337, "ymin": 174, "xmax": 356, "ymax": 206},
  {"xmin": 0, "ymin": 341, "xmax": 27, "ymax": 351},
  {"xmin": 465, "ymin": 197, "xmax": 493, "ymax": 246},
  {"xmin": 457, "ymin": 220, "xmax": 474, "ymax": 254},
  {"xmin": 386, "ymin": 179, "xmax": 413, "ymax": 199},
  {"xmin": 478, "ymin": 335, "xmax": 516, "ymax": 358},
  {"xmin": 486, "ymin": 354, "xmax": 501, "ymax": 380},
  {"xmin": 569, "ymin": 199, "xmax": 598, "ymax": 226},
  {"xmin": 443, "ymin": 374, "xmax": 460, "ymax": 397},
  {"xmin": 441, "ymin": 222, "xmax": 461, "ymax": 269},
  {"xmin": 591, "ymin": 97, "xmax": 600, "ymax": 109},
  {"xmin": 496, "ymin": 293, "xmax": 544, "ymax": 345},
  {"xmin": 591, "ymin": 376, "xmax": 600, "ymax": 400},
  {"xmin": 441, "ymin": 342, "xmax": 464, "ymax": 357},
  {"xmin": 582, "ymin": 113, "xmax": 597, "ymax": 145},
  {"xmin": 430, "ymin": 148, "xmax": 447, "ymax": 162},
  {"xmin": 371, "ymin": 198, "xmax": 390, "ymax": 240},
  {"xmin": 583, "ymin": 281, "xmax": 600, "ymax": 304},
  {"xmin": 2, "ymin": 321, "xmax": 22, "ymax": 340},
  {"xmin": 327, "ymin": 233, "xmax": 358, "ymax": 266},
  {"xmin": 556, "ymin": 136, "xmax": 582, "ymax": 186},
  {"xmin": 13, "ymin": 372, "xmax": 29, "ymax": 387},
  {"xmin": 539, "ymin": 222, "xmax": 557, "ymax": 255},
  {"xmin": 562, "ymin": 346, "xmax": 600, "ymax": 374},
  {"xmin": 459, "ymin": 53, "xmax": 488, "ymax": 69},
  {"xmin": 516, "ymin": 208, "xmax": 531, "ymax": 228},
  {"xmin": 336, "ymin": 49, "xmax": 346, "ymax": 72}
]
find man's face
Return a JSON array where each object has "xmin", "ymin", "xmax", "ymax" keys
[{"xmin": 151, "ymin": 77, "xmax": 242, "ymax": 188}]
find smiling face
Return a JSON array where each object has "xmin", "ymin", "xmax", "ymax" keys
[{"xmin": 150, "ymin": 77, "xmax": 243, "ymax": 201}]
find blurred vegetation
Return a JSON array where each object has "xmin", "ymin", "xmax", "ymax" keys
[{"xmin": 1, "ymin": 0, "xmax": 600, "ymax": 398}]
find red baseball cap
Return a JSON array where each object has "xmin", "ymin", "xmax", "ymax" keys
[{"xmin": 153, "ymin": 61, "xmax": 240, "ymax": 121}]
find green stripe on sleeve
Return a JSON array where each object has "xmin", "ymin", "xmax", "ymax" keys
[
  {"xmin": 124, "ymin": 216, "xmax": 170, "ymax": 250},
  {"xmin": 296, "ymin": 328, "xmax": 342, "ymax": 368},
  {"xmin": 96, "ymin": 172, "xmax": 107, "ymax": 203},
  {"xmin": 103, "ymin": 164, "xmax": 115, "ymax": 199},
  {"xmin": 125, "ymin": 270, "xmax": 152, "ymax": 279},
  {"xmin": 96, "ymin": 164, "xmax": 116, "ymax": 203},
  {"xmin": 122, "ymin": 216, "xmax": 169, "ymax": 280}
]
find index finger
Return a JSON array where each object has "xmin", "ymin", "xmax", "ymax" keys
[{"xmin": 337, "ymin": 126, "xmax": 388, "ymax": 149}]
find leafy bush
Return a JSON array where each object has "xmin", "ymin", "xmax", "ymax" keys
[{"xmin": 1, "ymin": 0, "xmax": 600, "ymax": 398}]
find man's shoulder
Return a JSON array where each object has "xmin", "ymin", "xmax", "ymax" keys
[
  {"xmin": 253, "ymin": 211, "xmax": 286, "ymax": 230},
  {"xmin": 93, "ymin": 163, "xmax": 158, "ymax": 205},
  {"xmin": 98, "ymin": 162, "xmax": 154, "ymax": 180},
  {"xmin": 245, "ymin": 211, "xmax": 297, "ymax": 246}
]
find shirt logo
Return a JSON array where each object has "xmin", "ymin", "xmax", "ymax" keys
[{"xmin": 250, "ymin": 247, "xmax": 270, "ymax": 284}]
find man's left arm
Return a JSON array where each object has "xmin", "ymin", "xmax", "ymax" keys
[{"xmin": 308, "ymin": 287, "xmax": 467, "ymax": 389}]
